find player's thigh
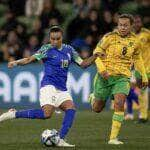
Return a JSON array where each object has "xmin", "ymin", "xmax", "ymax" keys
[
  {"xmin": 59, "ymin": 100, "xmax": 75, "ymax": 111},
  {"xmin": 112, "ymin": 78, "xmax": 129, "ymax": 111},
  {"xmin": 94, "ymin": 73, "xmax": 111, "ymax": 101},
  {"xmin": 40, "ymin": 85, "xmax": 59, "ymax": 107},
  {"xmin": 58, "ymin": 91, "xmax": 75, "ymax": 111}
]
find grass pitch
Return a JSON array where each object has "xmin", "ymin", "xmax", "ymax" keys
[{"xmin": 0, "ymin": 110, "xmax": 150, "ymax": 150}]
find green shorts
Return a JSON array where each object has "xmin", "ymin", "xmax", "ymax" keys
[{"xmin": 93, "ymin": 73, "xmax": 130, "ymax": 101}]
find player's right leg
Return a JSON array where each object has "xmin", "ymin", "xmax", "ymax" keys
[
  {"xmin": 0, "ymin": 85, "xmax": 57, "ymax": 122},
  {"xmin": 108, "ymin": 77, "xmax": 130, "ymax": 145},
  {"xmin": 0, "ymin": 104, "xmax": 55, "ymax": 122},
  {"xmin": 89, "ymin": 73, "xmax": 109, "ymax": 113}
]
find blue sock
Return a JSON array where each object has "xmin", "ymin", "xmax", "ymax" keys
[
  {"xmin": 15, "ymin": 109, "xmax": 45, "ymax": 119},
  {"xmin": 126, "ymin": 96, "xmax": 133, "ymax": 114},
  {"xmin": 126, "ymin": 88, "xmax": 139, "ymax": 114},
  {"xmin": 59, "ymin": 109, "xmax": 76, "ymax": 139}
]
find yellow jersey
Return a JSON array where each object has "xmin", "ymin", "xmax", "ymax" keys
[
  {"xmin": 135, "ymin": 28, "xmax": 150, "ymax": 74},
  {"xmin": 94, "ymin": 31, "xmax": 147, "ymax": 82}
]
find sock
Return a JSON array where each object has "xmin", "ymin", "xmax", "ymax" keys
[
  {"xmin": 126, "ymin": 95, "xmax": 133, "ymax": 114},
  {"xmin": 110, "ymin": 112, "xmax": 124, "ymax": 140},
  {"xmin": 15, "ymin": 109, "xmax": 45, "ymax": 119},
  {"xmin": 59, "ymin": 109, "xmax": 76, "ymax": 139},
  {"xmin": 139, "ymin": 88, "xmax": 148, "ymax": 119}
]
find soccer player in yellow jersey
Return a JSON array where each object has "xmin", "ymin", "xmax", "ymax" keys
[
  {"xmin": 89, "ymin": 14, "xmax": 148, "ymax": 145},
  {"xmin": 133, "ymin": 15, "xmax": 150, "ymax": 123}
]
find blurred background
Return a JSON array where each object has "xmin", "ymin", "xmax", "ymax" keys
[{"xmin": 0, "ymin": 0, "xmax": 149, "ymax": 108}]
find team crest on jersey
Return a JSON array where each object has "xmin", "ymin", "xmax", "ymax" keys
[{"xmin": 128, "ymin": 42, "xmax": 133, "ymax": 47}]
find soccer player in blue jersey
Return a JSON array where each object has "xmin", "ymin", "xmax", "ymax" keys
[{"xmin": 0, "ymin": 26, "xmax": 99, "ymax": 147}]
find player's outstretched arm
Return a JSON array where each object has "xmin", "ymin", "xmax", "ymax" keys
[
  {"xmin": 79, "ymin": 53, "xmax": 100, "ymax": 68},
  {"xmin": 8, "ymin": 55, "xmax": 36, "ymax": 68}
]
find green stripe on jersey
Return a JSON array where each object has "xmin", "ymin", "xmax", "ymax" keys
[{"xmin": 33, "ymin": 44, "xmax": 51, "ymax": 60}]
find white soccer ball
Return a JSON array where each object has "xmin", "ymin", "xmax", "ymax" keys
[{"xmin": 41, "ymin": 129, "xmax": 60, "ymax": 147}]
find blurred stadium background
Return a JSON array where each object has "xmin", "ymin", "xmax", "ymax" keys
[{"xmin": 0, "ymin": 0, "xmax": 150, "ymax": 149}]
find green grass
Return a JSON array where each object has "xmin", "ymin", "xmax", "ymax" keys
[{"xmin": 0, "ymin": 110, "xmax": 150, "ymax": 150}]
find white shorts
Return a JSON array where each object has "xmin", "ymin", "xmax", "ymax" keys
[{"xmin": 40, "ymin": 85, "xmax": 73, "ymax": 107}]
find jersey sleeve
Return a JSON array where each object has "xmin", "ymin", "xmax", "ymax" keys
[
  {"xmin": 71, "ymin": 47, "xmax": 83, "ymax": 65},
  {"xmin": 93, "ymin": 34, "xmax": 110, "ymax": 54},
  {"xmin": 33, "ymin": 44, "xmax": 51, "ymax": 61}
]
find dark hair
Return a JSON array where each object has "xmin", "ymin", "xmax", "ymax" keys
[
  {"xmin": 49, "ymin": 25, "xmax": 63, "ymax": 34},
  {"xmin": 119, "ymin": 14, "xmax": 134, "ymax": 25},
  {"xmin": 134, "ymin": 14, "xmax": 143, "ymax": 22}
]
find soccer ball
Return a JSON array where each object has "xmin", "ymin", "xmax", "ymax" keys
[{"xmin": 41, "ymin": 129, "xmax": 60, "ymax": 147}]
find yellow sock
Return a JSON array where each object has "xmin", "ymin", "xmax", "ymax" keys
[
  {"xmin": 110, "ymin": 112, "xmax": 124, "ymax": 140},
  {"xmin": 139, "ymin": 88, "xmax": 148, "ymax": 119}
]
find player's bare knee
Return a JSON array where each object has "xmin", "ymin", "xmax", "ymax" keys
[
  {"xmin": 92, "ymin": 105, "xmax": 103, "ymax": 113},
  {"xmin": 59, "ymin": 100, "xmax": 76, "ymax": 111},
  {"xmin": 43, "ymin": 109, "xmax": 52, "ymax": 119},
  {"xmin": 42, "ymin": 105, "xmax": 54, "ymax": 119},
  {"xmin": 114, "ymin": 94, "xmax": 126, "ymax": 111},
  {"xmin": 114, "ymin": 100, "xmax": 124, "ymax": 111},
  {"xmin": 92, "ymin": 100, "xmax": 105, "ymax": 113}
]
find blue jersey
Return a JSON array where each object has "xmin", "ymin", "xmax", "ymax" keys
[{"xmin": 33, "ymin": 44, "xmax": 83, "ymax": 91}]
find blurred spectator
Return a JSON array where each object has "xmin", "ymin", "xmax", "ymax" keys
[
  {"xmin": 101, "ymin": 0, "xmax": 127, "ymax": 13},
  {"xmin": 66, "ymin": 9, "xmax": 89, "ymax": 42},
  {"xmin": 40, "ymin": 0, "xmax": 63, "ymax": 29},
  {"xmin": 30, "ymin": 19, "xmax": 44, "ymax": 43},
  {"xmin": 73, "ymin": 0, "xmax": 87, "ymax": 15},
  {"xmin": 23, "ymin": 35, "xmax": 39, "ymax": 58},
  {"xmin": 137, "ymin": 0, "xmax": 150, "ymax": 27},
  {"xmin": 7, "ymin": 0, "xmax": 26, "ymax": 16},
  {"xmin": 2, "ymin": 10, "xmax": 20, "ymax": 32},
  {"xmin": 102, "ymin": 10, "xmax": 115, "ymax": 33},
  {"xmin": 25, "ymin": 0, "xmax": 44, "ymax": 17},
  {"xmin": 16, "ymin": 24, "xmax": 27, "ymax": 46},
  {"xmin": 87, "ymin": 0, "xmax": 102, "ymax": 11},
  {"xmin": 79, "ymin": 46, "xmax": 91, "ymax": 59},
  {"xmin": 49, "ymin": 18, "xmax": 59, "ymax": 27},
  {"xmin": 1, "ymin": 31, "xmax": 23, "ymax": 61},
  {"xmin": 86, "ymin": 9, "xmax": 104, "ymax": 46}
]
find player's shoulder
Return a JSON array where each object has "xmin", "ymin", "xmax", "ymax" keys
[
  {"xmin": 40, "ymin": 44, "xmax": 52, "ymax": 51},
  {"xmin": 130, "ymin": 32, "xmax": 137, "ymax": 38},
  {"xmin": 63, "ymin": 44, "xmax": 74, "ymax": 51},
  {"xmin": 141, "ymin": 28, "xmax": 150, "ymax": 34},
  {"xmin": 103, "ymin": 30, "xmax": 118, "ymax": 38}
]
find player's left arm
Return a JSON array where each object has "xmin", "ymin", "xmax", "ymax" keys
[
  {"xmin": 133, "ymin": 42, "xmax": 148, "ymax": 87},
  {"xmin": 72, "ymin": 49, "xmax": 101, "ymax": 68}
]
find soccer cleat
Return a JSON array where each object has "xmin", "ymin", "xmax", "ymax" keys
[
  {"xmin": 56, "ymin": 139, "xmax": 75, "ymax": 147},
  {"xmin": 0, "ymin": 109, "xmax": 16, "ymax": 122},
  {"xmin": 125, "ymin": 114, "xmax": 134, "ymax": 120},
  {"xmin": 136, "ymin": 118, "xmax": 148, "ymax": 124},
  {"xmin": 108, "ymin": 138, "xmax": 124, "ymax": 145}
]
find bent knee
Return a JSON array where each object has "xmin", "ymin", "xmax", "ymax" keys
[
  {"xmin": 43, "ymin": 110, "xmax": 52, "ymax": 119},
  {"xmin": 92, "ymin": 106, "xmax": 103, "ymax": 113}
]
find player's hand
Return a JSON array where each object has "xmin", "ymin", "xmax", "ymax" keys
[
  {"xmin": 8, "ymin": 61, "xmax": 18, "ymax": 68},
  {"xmin": 94, "ymin": 52, "xmax": 106, "ymax": 59},
  {"xmin": 101, "ymin": 71, "xmax": 109, "ymax": 80}
]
